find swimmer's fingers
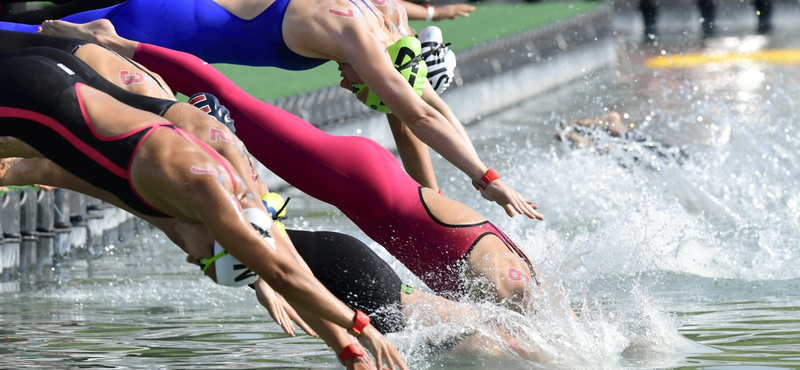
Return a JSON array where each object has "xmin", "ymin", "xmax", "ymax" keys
[
  {"xmin": 273, "ymin": 293, "xmax": 299, "ymax": 336},
  {"xmin": 483, "ymin": 180, "xmax": 544, "ymax": 220},
  {"xmin": 514, "ymin": 197, "xmax": 544, "ymax": 220},
  {"xmin": 254, "ymin": 280, "xmax": 296, "ymax": 336},
  {"xmin": 268, "ymin": 294, "xmax": 295, "ymax": 336},
  {"xmin": 276, "ymin": 302, "xmax": 296, "ymax": 336},
  {"xmin": 280, "ymin": 297, "xmax": 317, "ymax": 337},
  {"xmin": 434, "ymin": 4, "xmax": 475, "ymax": 20},
  {"xmin": 360, "ymin": 326, "xmax": 407, "ymax": 370},
  {"xmin": 453, "ymin": 4, "xmax": 476, "ymax": 17},
  {"xmin": 345, "ymin": 355, "xmax": 375, "ymax": 370}
]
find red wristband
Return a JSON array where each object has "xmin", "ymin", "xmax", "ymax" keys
[
  {"xmin": 472, "ymin": 168, "xmax": 501, "ymax": 190},
  {"xmin": 349, "ymin": 310, "xmax": 370, "ymax": 336},
  {"xmin": 338, "ymin": 343, "xmax": 366, "ymax": 364}
]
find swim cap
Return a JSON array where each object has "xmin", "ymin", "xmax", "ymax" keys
[
  {"xmin": 353, "ymin": 36, "xmax": 428, "ymax": 113},
  {"xmin": 418, "ymin": 26, "xmax": 456, "ymax": 94},
  {"xmin": 262, "ymin": 192, "xmax": 289, "ymax": 237},
  {"xmin": 201, "ymin": 208, "xmax": 274, "ymax": 287},
  {"xmin": 189, "ymin": 92, "xmax": 236, "ymax": 133}
]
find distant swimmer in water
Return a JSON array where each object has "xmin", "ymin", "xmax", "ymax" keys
[
  {"xmin": 0, "ymin": 0, "xmax": 543, "ymax": 220},
  {"xmin": 2, "ymin": 27, "xmax": 556, "ymax": 317},
  {"xmin": 0, "ymin": 45, "xmax": 407, "ymax": 370},
  {"xmin": 556, "ymin": 111, "xmax": 689, "ymax": 168}
]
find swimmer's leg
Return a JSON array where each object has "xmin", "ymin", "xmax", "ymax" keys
[
  {"xmin": 0, "ymin": 158, "xmax": 54, "ymax": 191},
  {"xmin": 0, "ymin": 155, "xmax": 196, "ymax": 248},
  {"xmin": 0, "ymin": 1, "xmax": 128, "ymax": 38},
  {"xmin": 39, "ymin": 19, "xmax": 139, "ymax": 63},
  {"xmin": 0, "ymin": 2, "xmax": 118, "ymax": 32},
  {"xmin": 0, "ymin": 136, "xmax": 42, "ymax": 158},
  {"xmin": 0, "ymin": 20, "xmax": 39, "ymax": 32},
  {"xmin": 0, "ymin": 29, "xmax": 87, "ymax": 55},
  {"xmin": 0, "ymin": 157, "xmax": 67, "ymax": 190},
  {"xmin": 40, "ymin": 18, "xmax": 116, "ymax": 46},
  {"xmin": 0, "ymin": 139, "xmax": 90, "ymax": 191},
  {"xmin": 1, "ymin": 0, "xmax": 123, "ymax": 24},
  {"xmin": 5, "ymin": 47, "xmax": 174, "ymax": 115}
]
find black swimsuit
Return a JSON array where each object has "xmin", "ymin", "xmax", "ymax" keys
[
  {"xmin": 0, "ymin": 31, "xmax": 175, "ymax": 114},
  {"xmin": 0, "ymin": 49, "xmax": 172, "ymax": 217},
  {"xmin": 287, "ymin": 229, "xmax": 405, "ymax": 334}
]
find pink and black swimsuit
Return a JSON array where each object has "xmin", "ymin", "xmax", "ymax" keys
[
  {"xmin": 0, "ymin": 50, "xmax": 171, "ymax": 217},
  {"xmin": 0, "ymin": 47, "xmax": 201, "ymax": 219}
]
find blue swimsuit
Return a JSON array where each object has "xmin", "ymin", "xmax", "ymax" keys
[{"xmin": 0, "ymin": 0, "xmax": 328, "ymax": 69}]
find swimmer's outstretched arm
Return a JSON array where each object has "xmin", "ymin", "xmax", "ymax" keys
[
  {"xmin": 173, "ymin": 220, "xmax": 385, "ymax": 369},
  {"xmin": 387, "ymin": 114, "xmax": 439, "ymax": 190},
  {"xmin": 140, "ymin": 165, "xmax": 406, "ymax": 369},
  {"xmin": 337, "ymin": 27, "xmax": 543, "ymax": 219}
]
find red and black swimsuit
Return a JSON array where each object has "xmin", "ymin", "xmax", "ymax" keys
[{"xmin": 0, "ymin": 50, "xmax": 172, "ymax": 217}]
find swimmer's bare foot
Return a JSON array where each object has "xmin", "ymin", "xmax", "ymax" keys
[
  {"xmin": 36, "ymin": 184, "xmax": 58, "ymax": 191},
  {"xmin": 40, "ymin": 19, "xmax": 139, "ymax": 58},
  {"xmin": 0, "ymin": 157, "xmax": 26, "ymax": 186},
  {"xmin": 40, "ymin": 19, "xmax": 115, "ymax": 44},
  {"xmin": 0, "ymin": 157, "xmax": 58, "ymax": 190}
]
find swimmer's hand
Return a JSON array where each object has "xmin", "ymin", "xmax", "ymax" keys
[
  {"xmin": 346, "ymin": 354, "xmax": 376, "ymax": 370},
  {"xmin": 359, "ymin": 325, "xmax": 408, "ymax": 370},
  {"xmin": 433, "ymin": 4, "xmax": 475, "ymax": 20},
  {"xmin": 253, "ymin": 279, "xmax": 317, "ymax": 337},
  {"xmin": 480, "ymin": 180, "xmax": 544, "ymax": 220}
]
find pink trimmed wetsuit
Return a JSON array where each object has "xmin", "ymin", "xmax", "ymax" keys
[
  {"xmin": 132, "ymin": 43, "xmax": 533, "ymax": 298},
  {"xmin": 0, "ymin": 48, "xmax": 237, "ymax": 219}
]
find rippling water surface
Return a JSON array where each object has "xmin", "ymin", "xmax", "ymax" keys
[{"xmin": 3, "ymin": 30, "xmax": 800, "ymax": 369}]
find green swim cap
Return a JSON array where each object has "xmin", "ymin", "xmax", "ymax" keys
[{"xmin": 354, "ymin": 36, "xmax": 428, "ymax": 114}]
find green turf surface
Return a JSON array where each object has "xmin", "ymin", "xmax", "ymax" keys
[
  {"xmin": 0, "ymin": 185, "xmax": 40, "ymax": 196},
  {"xmin": 213, "ymin": 1, "xmax": 602, "ymax": 101}
]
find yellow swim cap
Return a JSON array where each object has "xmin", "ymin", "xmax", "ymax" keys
[{"xmin": 261, "ymin": 192, "xmax": 288, "ymax": 237}]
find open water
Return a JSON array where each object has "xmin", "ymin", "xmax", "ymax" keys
[{"xmin": 2, "ymin": 30, "xmax": 800, "ymax": 369}]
